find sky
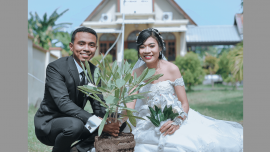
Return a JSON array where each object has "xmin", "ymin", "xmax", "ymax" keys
[{"xmin": 28, "ymin": 0, "xmax": 243, "ymax": 33}]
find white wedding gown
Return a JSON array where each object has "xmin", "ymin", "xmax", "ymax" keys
[{"xmin": 122, "ymin": 77, "xmax": 243, "ymax": 152}]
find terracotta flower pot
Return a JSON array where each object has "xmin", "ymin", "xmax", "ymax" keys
[{"xmin": 94, "ymin": 132, "xmax": 135, "ymax": 152}]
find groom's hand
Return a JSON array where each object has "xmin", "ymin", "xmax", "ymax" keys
[{"xmin": 103, "ymin": 122, "xmax": 120, "ymax": 137}]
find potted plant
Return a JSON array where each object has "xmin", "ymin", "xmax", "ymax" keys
[{"xmin": 78, "ymin": 56, "xmax": 163, "ymax": 152}]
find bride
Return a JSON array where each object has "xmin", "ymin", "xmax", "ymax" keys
[{"xmin": 121, "ymin": 28, "xmax": 243, "ymax": 152}]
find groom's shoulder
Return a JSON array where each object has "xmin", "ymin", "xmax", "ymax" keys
[{"xmin": 48, "ymin": 56, "xmax": 70, "ymax": 68}]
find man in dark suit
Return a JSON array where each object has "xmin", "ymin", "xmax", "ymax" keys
[{"xmin": 34, "ymin": 27, "xmax": 125, "ymax": 152}]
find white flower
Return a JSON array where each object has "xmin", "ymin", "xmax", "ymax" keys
[
  {"xmin": 87, "ymin": 82, "xmax": 97, "ymax": 88},
  {"xmin": 172, "ymin": 108, "xmax": 178, "ymax": 113}
]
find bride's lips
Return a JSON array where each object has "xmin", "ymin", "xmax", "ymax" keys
[{"xmin": 144, "ymin": 55, "xmax": 153, "ymax": 60}]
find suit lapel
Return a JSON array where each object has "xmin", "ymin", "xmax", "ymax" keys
[
  {"xmin": 68, "ymin": 56, "xmax": 80, "ymax": 99},
  {"xmin": 68, "ymin": 55, "xmax": 97, "ymax": 107}
]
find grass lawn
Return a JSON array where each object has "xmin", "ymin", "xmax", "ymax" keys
[
  {"xmin": 187, "ymin": 85, "xmax": 243, "ymax": 123},
  {"xmin": 28, "ymin": 105, "xmax": 53, "ymax": 152},
  {"xmin": 28, "ymin": 85, "xmax": 243, "ymax": 151}
]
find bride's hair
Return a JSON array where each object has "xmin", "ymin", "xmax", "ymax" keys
[{"xmin": 136, "ymin": 28, "xmax": 166, "ymax": 60}]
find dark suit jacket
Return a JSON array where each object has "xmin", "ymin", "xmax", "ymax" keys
[{"xmin": 34, "ymin": 55, "xmax": 106, "ymax": 137}]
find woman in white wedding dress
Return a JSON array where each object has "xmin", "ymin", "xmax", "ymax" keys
[{"xmin": 121, "ymin": 28, "xmax": 243, "ymax": 152}]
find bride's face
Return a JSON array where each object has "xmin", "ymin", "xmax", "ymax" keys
[{"xmin": 139, "ymin": 37, "xmax": 161, "ymax": 64}]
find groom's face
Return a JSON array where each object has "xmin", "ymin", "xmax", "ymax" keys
[{"xmin": 69, "ymin": 32, "xmax": 97, "ymax": 67}]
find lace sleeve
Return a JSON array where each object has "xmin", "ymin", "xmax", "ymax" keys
[{"xmin": 171, "ymin": 77, "xmax": 185, "ymax": 87}]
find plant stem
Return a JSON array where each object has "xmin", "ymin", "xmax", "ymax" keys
[{"xmin": 114, "ymin": 87, "xmax": 122, "ymax": 122}]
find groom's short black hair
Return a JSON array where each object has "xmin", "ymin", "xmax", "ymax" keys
[{"xmin": 71, "ymin": 26, "xmax": 98, "ymax": 43}]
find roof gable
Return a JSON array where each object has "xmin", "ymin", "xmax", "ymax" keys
[{"xmin": 82, "ymin": 0, "xmax": 196, "ymax": 25}]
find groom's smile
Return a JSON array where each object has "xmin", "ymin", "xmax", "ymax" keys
[{"xmin": 69, "ymin": 32, "xmax": 98, "ymax": 68}]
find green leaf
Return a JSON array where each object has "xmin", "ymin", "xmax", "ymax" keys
[
  {"xmin": 143, "ymin": 68, "xmax": 156, "ymax": 80},
  {"xmin": 125, "ymin": 121, "xmax": 133, "ymax": 132},
  {"xmin": 98, "ymin": 112, "xmax": 109, "ymax": 136},
  {"xmin": 124, "ymin": 73, "xmax": 131, "ymax": 83},
  {"xmin": 129, "ymin": 75, "xmax": 134, "ymax": 84},
  {"xmin": 94, "ymin": 68, "xmax": 99, "ymax": 85},
  {"xmin": 120, "ymin": 114, "xmax": 145, "ymax": 120},
  {"xmin": 154, "ymin": 105, "xmax": 160, "ymax": 114},
  {"xmin": 146, "ymin": 116, "xmax": 160, "ymax": 127},
  {"xmin": 78, "ymin": 86, "xmax": 100, "ymax": 95},
  {"xmin": 133, "ymin": 72, "xmax": 137, "ymax": 83},
  {"xmin": 136, "ymin": 67, "xmax": 149, "ymax": 84},
  {"xmin": 88, "ymin": 93, "xmax": 108, "ymax": 108},
  {"xmin": 124, "ymin": 94, "xmax": 145, "ymax": 101},
  {"xmin": 169, "ymin": 113, "xmax": 179, "ymax": 120},
  {"xmin": 127, "ymin": 110, "xmax": 136, "ymax": 127},
  {"xmin": 144, "ymin": 74, "xmax": 164, "ymax": 85},
  {"xmin": 115, "ymin": 89, "xmax": 120, "ymax": 98},
  {"xmin": 112, "ymin": 61, "xmax": 117, "ymax": 72},
  {"xmin": 116, "ymin": 79, "xmax": 126, "ymax": 88},
  {"xmin": 80, "ymin": 61, "xmax": 91, "ymax": 83},
  {"xmin": 84, "ymin": 60, "xmax": 94, "ymax": 83},
  {"xmin": 104, "ymin": 95, "xmax": 119, "ymax": 105},
  {"xmin": 159, "ymin": 113, "xmax": 165, "ymax": 122},
  {"xmin": 97, "ymin": 86, "xmax": 110, "ymax": 93},
  {"xmin": 101, "ymin": 54, "xmax": 106, "ymax": 69},
  {"xmin": 117, "ymin": 106, "xmax": 137, "ymax": 112},
  {"xmin": 149, "ymin": 106, "xmax": 157, "ymax": 118},
  {"xmin": 86, "ymin": 100, "xmax": 93, "ymax": 113},
  {"xmin": 130, "ymin": 84, "xmax": 144, "ymax": 95},
  {"xmin": 96, "ymin": 76, "xmax": 101, "ymax": 86}
]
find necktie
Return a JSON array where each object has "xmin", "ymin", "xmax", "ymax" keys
[{"xmin": 78, "ymin": 72, "xmax": 87, "ymax": 107}]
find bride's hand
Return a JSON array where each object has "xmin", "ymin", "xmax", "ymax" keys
[{"xmin": 160, "ymin": 120, "xmax": 180, "ymax": 137}]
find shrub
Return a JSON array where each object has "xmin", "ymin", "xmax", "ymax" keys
[
  {"xmin": 91, "ymin": 54, "xmax": 113, "ymax": 75},
  {"xmin": 124, "ymin": 49, "xmax": 138, "ymax": 68},
  {"xmin": 91, "ymin": 54, "xmax": 113, "ymax": 66},
  {"xmin": 216, "ymin": 52, "xmax": 231, "ymax": 80},
  {"xmin": 174, "ymin": 52, "xmax": 205, "ymax": 91}
]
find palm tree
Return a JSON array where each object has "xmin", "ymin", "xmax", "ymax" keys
[
  {"xmin": 28, "ymin": 8, "xmax": 72, "ymax": 50},
  {"xmin": 231, "ymin": 42, "xmax": 243, "ymax": 83},
  {"xmin": 53, "ymin": 31, "xmax": 73, "ymax": 56},
  {"xmin": 227, "ymin": 42, "xmax": 243, "ymax": 90}
]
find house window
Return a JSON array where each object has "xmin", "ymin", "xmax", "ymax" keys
[
  {"xmin": 127, "ymin": 30, "xmax": 140, "ymax": 50},
  {"xmin": 161, "ymin": 33, "xmax": 176, "ymax": 61},
  {"xmin": 99, "ymin": 34, "xmax": 117, "ymax": 61}
]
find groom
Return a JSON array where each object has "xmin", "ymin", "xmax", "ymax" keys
[{"xmin": 34, "ymin": 27, "xmax": 125, "ymax": 152}]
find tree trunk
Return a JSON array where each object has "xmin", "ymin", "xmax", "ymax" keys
[{"xmin": 209, "ymin": 67, "xmax": 214, "ymax": 89}]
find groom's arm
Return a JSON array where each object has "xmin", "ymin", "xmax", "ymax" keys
[{"xmin": 46, "ymin": 63, "xmax": 99, "ymax": 128}]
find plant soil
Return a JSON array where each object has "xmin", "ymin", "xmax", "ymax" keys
[{"xmin": 94, "ymin": 132, "xmax": 135, "ymax": 152}]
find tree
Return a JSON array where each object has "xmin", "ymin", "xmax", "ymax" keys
[
  {"xmin": 221, "ymin": 42, "xmax": 243, "ymax": 90},
  {"xmin": 216, "ymin": 52, "xmax": 231, "ymax": 80},
  {"xmin": 28, "ymin": 8, "xmax": 72, "ymax": 50},
  {"xmin": 204, "ymin": 54, "xmax": 219, "ymax": 88},
  {"xmin": 124, "ymin": 49, "xmax": 138, "ymax": 68},
  {"xmin": 229, "ymin": 42, "xmax": 243, "ymax": 87},
  {"xmin": 53, "ymin": 31, "xmax": 73, "ymax": 56},
  {"xmin": 174, "ymin": 52, "xmax": 205, "ymax": 91}
]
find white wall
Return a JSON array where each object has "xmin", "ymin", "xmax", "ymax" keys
[
  {"xmin": 28, "ymin": 36, "xmax": 59, "ymax": 108},
  {"xmin": 155, "ymin": 0, "xmax": 185, "ymax": 20},
  {"xmin": 91, "ymin": 0, "xmax": 117, "ymax": 22}
]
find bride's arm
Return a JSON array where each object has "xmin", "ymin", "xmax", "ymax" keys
[{"xmin": 171, "ymin": 64, "xmax": 189, "ymax": 120}]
